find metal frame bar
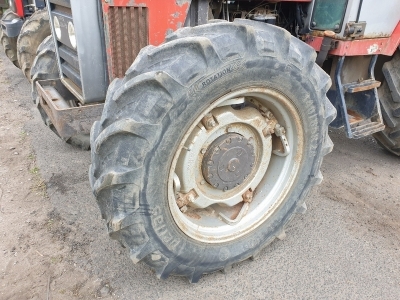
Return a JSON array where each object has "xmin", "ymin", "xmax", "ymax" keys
[{"xmin": 334, "ymin": 56, "xmax": 353, "ymax": 137}]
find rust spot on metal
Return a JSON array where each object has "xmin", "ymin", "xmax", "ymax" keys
[
  {"xmin": 201, "ymin": 113, "xmax": 217, "ymax": 130},
  {"xmin": 176, "ymin": 189, "xmax": 198, "ymax": 208},
  {"xmin": 242, "ymin": 188, "xmax": 253, "ymax": 203},
  {"xmin": 36, "ymin": 80, "xmax": 104, "ymax": 141},
  {"xmin": 343, "ymin": 79, "xmax": 381, "ymax": 93},
  {"xmin": 185, "ymin": 211, "xmax": 201, "ymax": 220},
  {"xmin": 347, "ymin": 109, "xmax": 364, "ymax": 124},
  {"xmin": 107, "ymin": 6, "xmax": 149, "ymax": 79}
]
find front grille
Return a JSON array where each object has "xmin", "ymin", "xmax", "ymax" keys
[
  {"xmin": 107, "ymin": 6, "xmax": 149, "ymax": 78},
  {"xmin": 51, "ymin": 3, "xmax": 82, "ymax": 91},
  {"xmin": 48, "ymin": 0, "xmax": 108, "ymax": 104}
]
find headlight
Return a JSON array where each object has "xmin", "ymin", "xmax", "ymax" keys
[
  {"xmin": 53, "ymin": 16, "xmax": 62, "ymax": 40},
  {"xmin": 68, "ymin": 22, "xmax": 76, "ymax": 49},
  {"xmin": 8, "ymin": 0, "xmax": 17, "ymax": 13}
]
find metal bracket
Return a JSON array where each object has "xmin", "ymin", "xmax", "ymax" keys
[
  {"xmin": 184, "ymin": 0, "xmax": 210, "ymax": 27},
  {"xmin": 219, "ymin": 202, "xmax": 249, "ymax": 225},
  {"xmin": 273, "ymin": 124, "xmax": 290, "ymax": 157},
  {"xmin": 344, "ymin": 21, "xmax": 366, "ymax": 38}
]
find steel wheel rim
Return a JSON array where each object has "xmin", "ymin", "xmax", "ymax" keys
[{"xmin": 168, "ymin": 87, "xmax": 304, "ymax": 243}]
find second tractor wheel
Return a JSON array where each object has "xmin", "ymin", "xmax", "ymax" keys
[
  {"xmin": 17, "ymin": 9, "xmax": 50, "ymax": 80},
  {"xmin": 31, "ymin": 35, "xmax": 90, "ymax": 150},
  {"xmin": 90, "ymin": 20, "xmax": 336, "ymax": 282},
  {"xmin": 0, "ymin": 9, "xmax": 20, "ymax": 68},
  {"xmin": 373, "ymin": 50, "xmax": 400, "ymax": 156}
]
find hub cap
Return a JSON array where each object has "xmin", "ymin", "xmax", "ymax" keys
[{"xmin": 202, "ymin": 133, "xmax": 255, "ymax": 191}]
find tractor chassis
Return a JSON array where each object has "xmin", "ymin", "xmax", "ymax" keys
[{"xmin": 36, "ymin": 80, "xmax": 104, "ymax": 142}]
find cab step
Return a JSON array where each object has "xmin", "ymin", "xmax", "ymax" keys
[
  {"xmin": 343, "ymin": 79, "xmax": 381, "ymax": 93},
  {"xmin": 328, "ymin": 55, "xmax": 385, "ymax": 139},
  {"xmin": 349, "ymin": 119, "xmax": 385, "ymax": 138}
]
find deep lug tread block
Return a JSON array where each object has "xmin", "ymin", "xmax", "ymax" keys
[
  {"xmin": 93, "ymin": 168, "xmax": 143, "ymax": 196},
  {"xmin": 296, "ymin": 202, "xmax": 308, "ymax": 215},
  {"xmin": 310, "ymin": 170, "xmax": 323, "ymax": 185},
  {"xmin": 373, "ymin": 50, "xmax": 400, "ymax": 156},
  {"xmin": 129, "ymin": 242, "xmax": 156, "ymax": 264},
  {"xmin": 189, "ymin": 269, "xmax": 205, "ymax": 284},
  {"xmin": 322, "ymin": 135, "xmax": 334, "ymax": 156},
  {"xmin": 17, "ymin": 9, "xmax": 51, "ymax": 80},
  {"xmin": 324, "ymin": 96, "xmax": 337, "ymax": 124},
  {"xmin": 222, "ymin": 264, "xmax": 232, "ymax": 274},
  {"xmin": 275, "ymin": 229, "xmax": 287, "ymax": 241},
  {"xmin": 31, "ymin": 36, "xmax": 58, "ymax": 101},
  {"xmin": 126, "ymin": 37, "xmax": 222, "ymax": 86},
  {"xmin": 382, "ymin": 52, "xmax": 400, "ymax": 103},
  {"xmin": 94, "ymin": 119, "xmax": 159, "ymax": 154},
  {"xmin": 0, "ymin": 9, "xmax": 20, "ymax": 67}
]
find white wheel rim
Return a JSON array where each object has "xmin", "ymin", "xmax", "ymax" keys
[{"xmin": 168, "ymin": 87, "xmax": 304, "ymax": 243}]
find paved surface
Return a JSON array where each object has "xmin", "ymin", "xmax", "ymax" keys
[{"xmin": 1, "ymin": 49, "xmax": 400, "ymax": 299}]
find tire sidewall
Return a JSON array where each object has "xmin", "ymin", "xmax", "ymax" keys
[{"xmin": 141, "ymin": 55, "xmax": 324, "ymax": 268}]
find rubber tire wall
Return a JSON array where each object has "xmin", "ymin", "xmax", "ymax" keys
[
  {"xmin": 0, "ymin": 9, "xmax": 20, "ymax": 68},
  {"xmin": 17, "ymin": 9, "xmax": 50, "ymax": 80},
  {"xmin": 373, "ymin": 50, "xmax": 400, "ymax": 156},
  {"xmin": 30, "ymin": 35, "xmax": 90, "ymax": 150},
  {"xmin": 90, "ymin": 20, "xmax": 336, "ymax": 282}
]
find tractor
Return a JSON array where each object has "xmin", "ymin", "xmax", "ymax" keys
[
  {"xmin": 1, "ymin": 0, "xmax": 50, "ymax": 79},
  {"xmin": 32, "ymin": 0, "xmax": 399, "ymax": 282}
]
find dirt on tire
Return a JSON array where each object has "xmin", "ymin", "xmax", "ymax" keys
[
  {"xmin": 17, "ymin": 9, "xmax": 50, "ymax": 80},
  {"xmin": 0, "ymin": 9, "xmax": 20, "ymax": 68}
]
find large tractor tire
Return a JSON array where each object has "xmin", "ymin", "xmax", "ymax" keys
[
  {"xmin": 373, "ymin": 51, "xmax": 400, "ymax": 156},
  {"xmin": 17, "ymin": 9, "xmax": 50, "ymax": 80},
  {"xmin": 0, "ymin": 9, "xmax": 20, "ymax": 68},
  {"xmin": 90, "ymin": 20, "xmax": 336, "ymax": 282},
  {"xmin": 31, "ymin": 36, "xmax": 90, "ymax": 150}
]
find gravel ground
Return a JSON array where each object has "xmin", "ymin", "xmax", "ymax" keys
[{"xmin": 0, "ymin": 49, "xmax": 399, "ymax": 299}]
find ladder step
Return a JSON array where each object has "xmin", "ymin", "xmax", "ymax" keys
[
  {"xmin": 351, "ymin": 121, "xmax": 385, "ymax": 138},
  {"xmin": 343, "ymin": 79, "xmax": 381, "ymax": 93}
]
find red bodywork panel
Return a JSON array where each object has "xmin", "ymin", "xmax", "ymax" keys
[
  {"xmin": 101, "ymin": 0, "xmax": 399, "ymax": 80},
  {"xmin": 15, "ymin": 0, "xmax": 24, "ymax": 18},
  {"xmin": 307, "ymin": 22, "xmax": 400, "ymax": 57}
]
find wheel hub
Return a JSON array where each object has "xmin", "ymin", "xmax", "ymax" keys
[{"xmin": 202, "ymin": 133, "xmax": 255, "ymax": 191}]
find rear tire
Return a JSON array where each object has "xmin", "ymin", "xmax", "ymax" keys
[
  {"xmin": 17, "ymin": 9, "xmax": 50, "ymax": 80},
  {"xmin": 31, "ymin": 36, "xmax": 90, "ymax": 150},
  {"xmin": 0, "ymin": 9, "xmax": 20, "ymax": 68},
  {"xmin": 90, "ymin": 20, "xmax": 336, "ymax": 282},
  {"xmin": 373, "ymin": 51, "xmax": 400, "ymax": 156}
]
